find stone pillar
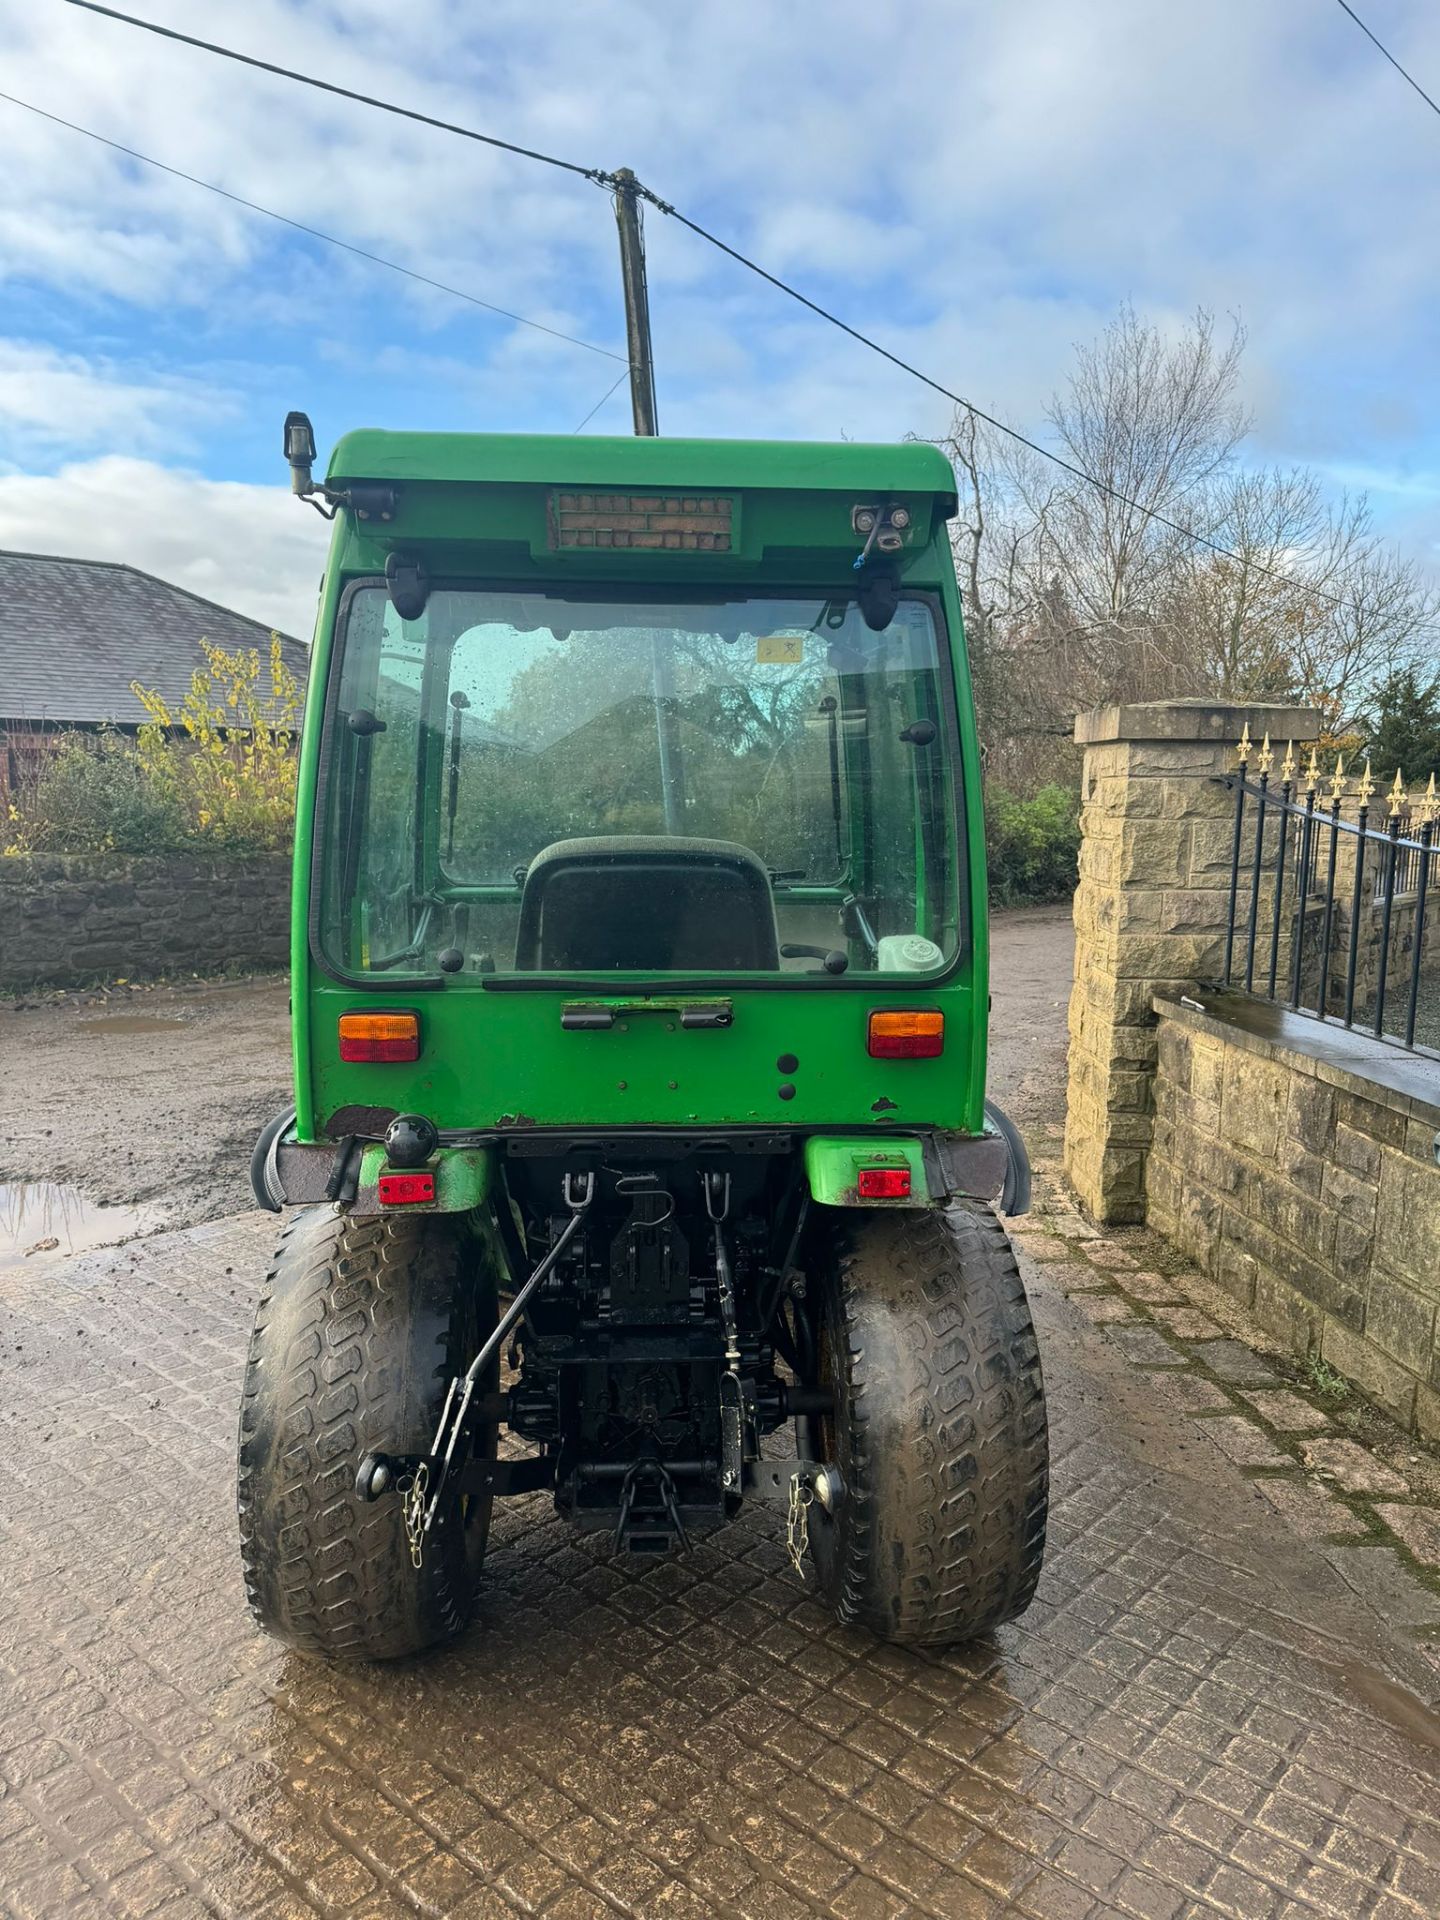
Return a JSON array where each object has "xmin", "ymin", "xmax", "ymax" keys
[{"xmin": 1064, "ymin": 699, "xmax": 1320, "ymax": 1224}]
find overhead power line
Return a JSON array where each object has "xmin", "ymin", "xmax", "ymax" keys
[
  {"xmin": 60, "ymin": 0, "xmax": 609, "ymax": 182},
  {"xmin": 629, "ymin": 190, "xmax": 1433, "ymax": 630},
  {"xmin": 1333, "ymin": 1, "xmax": 1440, "ymax": 121},
  {"xmin": 0, "ymin": 90, "xmax": 626, "ymax": 364},
  {"xmin": 50, "ymin": 0, "xmax": 1439, "ymax": 633},
  {"xmin": 573, "ymin": 369, "xmax": 632, "ymax": 433}
]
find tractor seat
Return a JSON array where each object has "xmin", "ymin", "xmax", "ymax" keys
[{"xmin": 515, "ymin": 836, "xmax": 780, "ymax": 972}]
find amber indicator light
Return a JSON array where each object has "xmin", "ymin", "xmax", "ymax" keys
[
  {"xmin": 857, "ymin": 1167, "xmax": 912, "ymax": 1199},
  {"xmin": 867, "ymin": 1010, "xmax": 944, "ymax": 1059},
  {"xmin": 378, "ymin": 1171, "xmax": 435, "ymax": 1206},
  {"xmin": 338, "ymin": 1011, "xmax": 420, "ymax": 1063}
]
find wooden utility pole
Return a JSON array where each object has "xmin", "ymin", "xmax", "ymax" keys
[{"xmin": 612, "ymin": 168, "xmax": 659, "ymax": 436}]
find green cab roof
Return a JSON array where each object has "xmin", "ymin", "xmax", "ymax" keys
[{"xmin": 326, "ymin": 430, "xmax": 957, "ymax": 509}]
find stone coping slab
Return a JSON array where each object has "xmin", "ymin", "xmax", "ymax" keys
[
  {"xmin": 1155, "ymin": 988, "xmax": 1440, "ymax": 1127},
  {"xmin": 1075, "ymin": 697, "xmax": 1320, "ymax": 745}
]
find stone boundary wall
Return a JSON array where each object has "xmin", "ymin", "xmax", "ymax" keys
[
  {"xmin": 1149, "ymin": 994, "xmax": 1440, "ymax": 1439},
  {"xmin": 1309, "ymin": 892, "xmax": 1440, "ymax": 1025},
  {"xmin": 0, "ymin": 852, "xmax": 292, "ymax": 990},
  {"xmin": 1064, "ymin": 698, "xmax": 1320, "ymax": 1223}
]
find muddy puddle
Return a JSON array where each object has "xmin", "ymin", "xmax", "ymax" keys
[{"xmin": 0, "ymin": 1181, "xmax": 164, "ymax": 1269}]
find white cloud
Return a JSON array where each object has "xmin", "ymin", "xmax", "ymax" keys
[
  {"xmin": 0, "ymin": 340, "xmax": 229, "ymax": 461},
  {"xmin": 0, "ymin": 0, "xmax": 1438, "ymax": 578},
  {"xmin": 0, "ymin": 456, "xmax": 329, "ymax": 635}
]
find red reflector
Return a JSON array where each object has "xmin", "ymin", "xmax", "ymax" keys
[
  {"xmin": 858, "ymin": 1167, "xmax": 912, "ymax": 1199},
  {"xmin": 339, "ymin": 1011, "xmax": 420, "ymax": 1062},
  {"xmin": 867, "ymin": 1010, "xmax": 944, "ymax": 1058},
  {"xmin": 378, "ymin": 1171, "xmax": 435, "ymax": 1207}
]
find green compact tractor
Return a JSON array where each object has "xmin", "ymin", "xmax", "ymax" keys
[{"xmin": 240, "ymin": 422, "xmax": 1047, "ymax": 1660}]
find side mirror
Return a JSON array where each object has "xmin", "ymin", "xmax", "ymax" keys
[{"xmin": 284, "ymin": 410, "xmax": 317, "ymax": 496}]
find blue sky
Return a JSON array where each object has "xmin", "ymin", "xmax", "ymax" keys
[{"xmin": 2, "ymin": 0, "xmax": 1439, "ymax": 637}]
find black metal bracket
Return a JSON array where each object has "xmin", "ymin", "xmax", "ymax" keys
[
  {"xmin": 385, "ymin": 549, "xmax": 430, "ymax": 619},
  {"xmin": 743, "ymin": 1457, "xmax": 843, "ymax": 1511},
  {"xmin": 354, "ymin": 1446, "xmax": 553, "ymax": 1504},
  {"xmin": 346, "ymin": 482, "xmax": 398, "ymax": 523},
  {"xmin": 459, "ymin": 1455, "xmax": 555, "ymax": 1497},
  {"xmin": 612, "ymin": 1457, "xmax": 690, "ymax": 1553}
]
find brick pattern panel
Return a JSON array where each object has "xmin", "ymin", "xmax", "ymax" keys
[{"xmin": 550, "ymin": 493, "xmax": 735, "ymax": 552}]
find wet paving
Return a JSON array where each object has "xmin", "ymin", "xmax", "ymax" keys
[
  {"xmin": 0, "ymin": 1182, "xmax": 163, "ymax": 1271},
  {"xmin": 3, "ymin": 1204, "xmax": 1439, "ymax": 1919}
]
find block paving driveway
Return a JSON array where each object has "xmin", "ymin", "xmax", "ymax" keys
[
  {"xmin": 3, "ymin": 1192, "xmax": 1439, "ymax": 1920},
  {"xmin": 3, "ymin": 917, "xmax": 1438, "ymax": 1919}
]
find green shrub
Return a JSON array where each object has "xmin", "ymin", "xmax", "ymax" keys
[
  {"xmin": 985, "ymin": 784, "xmax": 1080, "ymax": 905},
  {"xmin": 8, "ymin": 732, "xmax": 188, "ymax": 854},
  {"xmin": 5, "ymin": 639, "xmax": 299, "ymax": 859},
  {"xmin": 133, "ymin": 637, "xmax": 300, "ymax": 852}
]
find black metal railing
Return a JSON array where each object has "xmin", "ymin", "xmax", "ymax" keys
[{"xmin": 1223, "ymin": 729, "xmax": 1440, "ymax": 1053}]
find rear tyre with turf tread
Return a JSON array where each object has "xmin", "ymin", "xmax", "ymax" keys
[
  {"xmin": 237, "ymin": 1205, "xmax": 497, "ymax": 1661},
  {"xmin": 807, "ymin": 1202, "xmax": 1047, "ymax": 1645}
]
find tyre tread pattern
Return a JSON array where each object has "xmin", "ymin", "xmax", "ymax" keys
[
  {"xmin": 236, "ymin": 1206, "xmax": 489, "ymax": 1661},
  {"xmin": 817, "ymin": 1202, "xmax": 1048, "ymax": 1646}
]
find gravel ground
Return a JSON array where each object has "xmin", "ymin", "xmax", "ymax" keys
[
  {"xmin": 0, "ymin": 906, "xmax": 1077, "ymax": 1238},
  {"xmin": 0, "ymin": 973, "xmax": 292, "ymax": 1231},
  {"xmin": 985, "ymin": 904, "xmax": 1074, "ymax": 1132}
]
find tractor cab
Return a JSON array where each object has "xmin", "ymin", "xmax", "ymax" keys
[{"xmin": 240, "ymin": 429, "xmax": 1046, "ymax": 1661}]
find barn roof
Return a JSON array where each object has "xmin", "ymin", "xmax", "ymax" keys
[{"xmin": 0, "ymin": 550, "xmax": 306, "ymax": 727}]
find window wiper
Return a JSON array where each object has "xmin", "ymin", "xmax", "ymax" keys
[
  {"xmin": 818, "ymin": 696, "xmax": 846, "ymax": 875},
  {"xmin": 369, "ymin": 899, "xmax": 438, "ymax": 971},
  {"xmin": 338, "ymin": 708, "xmax": 388, "ymax": 907},
  {"xmin": 841, "ymin": 893, "xmax": 879, "ymax": 958},
  {"xmin": 446, "ymin": 691, "xmax": 470, "ymax": 861}
]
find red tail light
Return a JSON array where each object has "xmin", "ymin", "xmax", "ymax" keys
[
  {"xmin": 339, "ymin": 1011, "xmax": 420, "ymax": 1063},
  {"xmin": 857, "ymin": 1167, "xmax": 911, "ymax": 1199},
  {"xmin": 378, "ymin": 1171, "xmax": 435, "ymax": 1206},
  {"xmin": 867, "ymin": 1010, "xmax": 944, "ymax": 1059}
]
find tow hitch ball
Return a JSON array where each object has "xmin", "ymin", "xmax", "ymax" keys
[{"xmin": 357, "ymin": 1454, "xmax": 394, "ymax": 1500}]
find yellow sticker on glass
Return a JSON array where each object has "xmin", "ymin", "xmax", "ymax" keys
[{"xmin": 756, "ymin": 633, "xmax": 804, "ymax": 664}]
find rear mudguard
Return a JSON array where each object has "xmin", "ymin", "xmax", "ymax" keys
[{"xmin": 983, "ymin": 1099, "xmax": 1031, "ymax": 1215}]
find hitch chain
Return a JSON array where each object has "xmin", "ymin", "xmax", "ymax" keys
[
  {"xmin": 402, "ymin": 1463, "xmax": 429, "ymax": 1570},
  {"xmin": 408, "ymin": 1170, "xmax": 595, "ymax": 1568},
  {"xmin": 786, "ymin": 1471, "xmax": 814, "ymax": 1579}
]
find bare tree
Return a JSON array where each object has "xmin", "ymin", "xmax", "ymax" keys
[
  {"xmin": 1162, "ymin": 466, "xmax": 1329, "ymax": 699},
  {"xmin": 940, "ymin": 305, "xmax": 1439, "ymax": 775}
]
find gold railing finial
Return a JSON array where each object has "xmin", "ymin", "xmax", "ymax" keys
[
  {"xmin": 1328, "ymin": 752, "xmax": 1347, "ymax": 803},
  {"xmin": 1304, "ymin": 745, "xmax": 1322, "ymax": 792},
  {"xmin": 1388, "ymin": 769, "xmax": 1408, "ymax": 819},
  {"xmin": 1356, "ymin": 756, "xmax": 1377, "ymax": 805},
  {"xmin": 1257, "ymin": 732, "xmax": 1274, "ymax": 775},
  {"xmin": 1422, "ymin": 773, "xmax": 1439, "ymax": 826},
  {"xmin": 1236, "ymin": 721, "xmax": 1252, "ymax": 766},
  {"xmin": 1280, "ymin": 739, "xmax": 1297, "ymax": 783}
]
